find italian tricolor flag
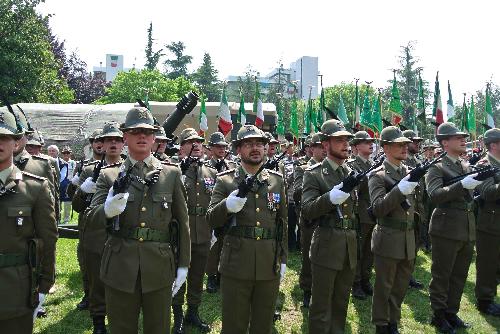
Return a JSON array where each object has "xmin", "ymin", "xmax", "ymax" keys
[
  {"xmin": 198, "ymin": 95, "xmax": 208, "ymax": 136},
  {"xmin": 218, "ymin": 87, "xmax": 233, "ymax": 135},
  {"xmin": 432, "ymin": 71, "xmax": 444, "ymax": 125},
  {"xmin": 110, "ymin": 55, "xmax": 118, "ymax": 68},
  {"xmin": 253, "ymin": 81, "xmax": 264, "ymax": 127}
]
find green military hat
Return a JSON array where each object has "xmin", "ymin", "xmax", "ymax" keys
[
  {"xmin": 320, "ymin": 119, "xmax": 353, "ymax": 140},
  {"xmin": 402, "ymin": 129, "xmax": 424, "ymax": 141},
  {"xmin": 380, "ymin": 126, "xmax": 412, "ymax": 144},
  {"xmin": 99, "ymin": 122, "xmax": 123, "ymax": 139},
  {"xmin": 233, "ymin": 124, "xmax": 269, "ymax": 146},
  {"xmin": 0, "ymin": 108, "xmax": 23, "ymax": 138},
  {"xmin": 264, "ymin": 132, "xmax": 279, "ymax": 145},
  {"xmin": 436, "ymin": 122, "xmax": 469, "ymax": 140},
  {"xmin": 208, "ymin": 132, "xmax": 229, "ymax": 146},
  {"xmin": 89, "ymin": 129, "xmax": 103, "ymax": 142},
  {"xmin": 120, "ymin": 107, "xmax": 158, "ymax": 131},
  {"xmin": 350, "ymin": 130, "xmax": 376, "ymax": 145},
  {"xmin": 483, "ymin": 128, "xmax": 500, "ymax": 145},
  {"xmin": 179, "ymin": 128, "xmax": 204, "ymax": 144},
  {"xmin": 61, "ymin": 145, "xmax": 72, "ymax": 153},
  {"xmin": 13, "ymin": 106, "xmax": 34, "ymax": 135},
  {"xmin": 310, "ymin": 133, "xmax": 323, "ymax": 146},
  {"xmin": 304, "ymin": 135, "xmax": 312, "ymax": 146},
  {"xmin": 26, "ymin": 130, "xmax": 44, "ymax": 146},
  {"xmin": 154, "ymin": 127, "xmax": 169, "ymax": 141},
  {"xmin": 422, "ymin": 139, "xmax": 438, "ymax": 150}
]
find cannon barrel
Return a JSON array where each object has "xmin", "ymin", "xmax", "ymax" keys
[{"xmin": 162, "ymin": 91, "xmax": 199, "ymax": 137}]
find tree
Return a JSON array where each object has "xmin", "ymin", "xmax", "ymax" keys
[
  {"xmin": 96, "ymin": 69, "xmax": 195, "ymax": 104},
  {"xmin": 65, "ymin": 52, "xmax": 107, "ymax": 103},
  {"xmin": 474, "ymin": 81, "xmax": 500, "ymax": 132},
  {"xmin": 163, "ymin": 41, "xmax": 192, "ymax": 79},
  {"xmin": 192, "ymin": 53, "xmax": 219, "ymax": 101},
  {"xmin": 0, "ymin": 0, "xmax": 74, "ymax": 103},
  {"xmin": 227, "ymin": 65, "xmax": 259, "ymax": 102},
  {"xmin": 144, "ymin": 22, "xmax": 163, "ymax": 71}
]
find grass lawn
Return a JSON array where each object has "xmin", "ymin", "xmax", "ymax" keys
[{"xmin": 35, "ymin": 235, "xmax": 499, "ymax": 333}]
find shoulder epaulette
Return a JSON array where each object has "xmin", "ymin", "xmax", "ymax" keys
[
  {"xmin": 160, "ymin": 161, "xmax": 179, "ymax": 167},
  {"xmin": 268, "ymin": 169, "xmax": 283, "ymax": 177},
  {"xmin": 305, "ymin": 162, "xmax": 321, "ymax": 171},
  {"xmin": 203, "ymin": 161, "xmax": 218, "ymax": 171},
  {"xmin": 83, "ymin": 160, "xmax": 99, "ymax": 167},
  {"xmin": 217, "ymin": 168, "xmax": 235, "ymax": 177},
  {"xmin": 21, "ymin": 171, "xmax": 47, "ymax": 181},
  {"xmin": 31, "ymin": 155, "xmax": 50, "ymax": 162},
  {"xmin": 101, "ymin": 162, "xmax": 122, "ymax": 169}
]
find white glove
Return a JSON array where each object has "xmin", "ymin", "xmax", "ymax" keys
[
  {"xmin": 172, "ymin": 267, "xmax": 188, "ymax": 296},
  {"xmin": 397, "ymin": 175, "xmax": 418, "ymax": 195},
  {"xmin": 71, "ymin": 174, "xmax": 80, "ymax": 186},
  {"xmin": 33, "ymin": 293, "xmax": 46, "ymax": 322},
  {"xmin": 226, "ymin": 189, "xmax": 247, "ymax": 213},
  {"xmin": 104, "ymin": 187, "xmax": 129, "ymax": 218},
  {"xmin": 80, "ymin": 177, "xmax": 97, "ymax": 194},
  {"xmin": 460, "ymin": 173, "xmax": 483, "ymax": 190},
  {"xmin": 329, "ymin": 182, "xmax": 350, "ymax": 205},
  {"xmin": 210, "ymin": 231, "xmax": 217, "ymax": 249},
  {"xmin": 280, "ymin": 264, "xmax": 286, "ymax": 282}
]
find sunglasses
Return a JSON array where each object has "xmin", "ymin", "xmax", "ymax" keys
[{"xmin": 127, "ymin": 129, "xmax": 155, "ymax": 136}]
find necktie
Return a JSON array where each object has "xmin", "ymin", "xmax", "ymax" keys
[{"xmin": 135, "ymin": 161, "xmax": 146, "ymax": 179}]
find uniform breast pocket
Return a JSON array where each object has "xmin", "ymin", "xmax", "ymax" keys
[
  {"xmin": 8, "ymin": 207, "xmax": 33, "ymax": 235},
  {"xmin": 152, "ymin": 193, "xmax": 172, "ymax": 219}
]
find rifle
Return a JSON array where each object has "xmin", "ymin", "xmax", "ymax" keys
[
  {"xmin": 109, "ymin": 165, "xmax": 134, "ymax": 231},
  {"xmin": 442, "ymin": 165, "xmax": 500, "ymax": 187},
  {"xmin": 85, "ymin": 155, "xmax": 106, "ymax": 205},
  {"xmin": 214, "ymin": 151, "xmax": 231, "ymax": 172},
  {"xmin": 236, "ymin": 162, "xmax": 268, "ymax": 198},
  {"xmin": 264, "ymin": 151, "xmax": 287, "ymax": 171},
  {"xmin": 468, "ymin": 149, "xmax": 486, "ymax": 166},
  {"xmin": 179, "ymin": 143, "xmax": 199, "ymax": 174},
  {"xmin": 165, "ymin": 135, "xmax": 180, "ymax": 156}
]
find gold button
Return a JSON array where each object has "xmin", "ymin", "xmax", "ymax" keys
[
  {"xmin": 256, "ymin": 221, "xmax": 261, "ymax": 226},
  {"xmin": 406, "ymin": 212, "xmax": 410, "ymax": 215},
  {"xmin": 144, "ymin": 193, "xmax": 147, "ymax": 198},
  {"xmin": 256, "ymin": 208, "xmax": 260, "ymax": 212},
  {"xmin": 256, "ymin": 237, "xmax": 261, "ymax": 240},
  {"xmin": 343, "ymin": 215, "xmax": 348, "ymax": 218},
  {"xmin": 255, "ymin": 194, "xmax": 259, "ymax": 198},
  {"xmin": 141, "ymin": 207, "xmax": 146, "ymax": 212},
  {"xmin": 343, "ymin": 203, "xmax": 348, "ymax": 207},
  {"xmin": 197, "ymin": 192, "xmax": 200, "ymax": 196},
  {"xmin": 197, "ymin": 182, "xmax": 200, "ymax": 186},
  {"xmin": 139, "ymin": 237, "xmax": 144, "ymax": 242},
  {"xmin": 140, "ymin": 222, "xmax": 146, "ymax": 227},
  {"xmin": 18, "ymin": 211, "xmax": 23, "ymax": 215}
]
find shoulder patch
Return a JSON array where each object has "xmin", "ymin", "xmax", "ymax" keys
[
  {"xmin": 217, "ymin": 168, "xmax": 235, "ymax": 177},
  {"xmin": 305, "ymin": 162, "xmax": 321, "ymax": 171},
  {"xmin": 268, "ymin": 169, "xmax": 283, "ymax": 177},
  {"xmin": 21, "ymin": 171, "xmax": 47, "ymax": 181}
]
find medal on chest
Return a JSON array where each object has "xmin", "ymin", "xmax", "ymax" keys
[
  {"xmin": 203, "ymin": 177, "xmax": 215, "ymax": 194},
  {"xmin": 267, "ymin": 192, "xmax": 280, "ymax": 211}
]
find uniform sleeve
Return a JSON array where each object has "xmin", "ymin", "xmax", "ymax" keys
[
  {"xmin": 171, "ymin": 168, "xmax": 191, "ymax": 268},
  {"xmin": 72, "ymin": 169, "xmax": 90, "ymax": 213},
  {"xmin": 425, "ymin": 164, "xmax": 468, "ymax": 203},
  {"xmin": 476, "ymin": 173, "xmax": 500, "ymax": 201},
  {"xmin": 34, "ymin": 180, "xmax": 58, "ymax": 293},
  {"xmin": 292, "ymin": 166, "xmax": 304, "ymax": 204},
  {"xmin": 368, "ymin": 173, "xmax": 406, "ymax": 218},
  {"xmin": 301, "ymin": 170, "xmax": 334, "ymax": 219},
  {"xmin": 278, "ymin": 179, "xmax": 288, "ymax": 264},
  {"xmin": 206, "ymin": 177, "xmax": 230, "ymax": 229}
]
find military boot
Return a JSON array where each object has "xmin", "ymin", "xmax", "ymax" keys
[
  {"xmin": 388, "ymin": 322, "xmax": 400, "ymax": 334},
  {"xmin": 477, "ymin": 300, "xmax": 500, "ymax": 317},
  {"xmin": 375, "ymin": 325, "xmax": 389, "ymax": 334},
  {"xmin": 431, "ymin": 310, "xmax": 456, "ymax": 334},
  {"xmin": 206, "ymin": 275, "xmax": 218, "ymax": 293},
  {"xmin": 302, "ymin": 291, "xmax": 311, "ymax": 308},
  {"xmin": 445, "ymin": 313, "xmax": 470, "ymax": 329},
  {"xmin": 76, "ymin": 293, "xmax": 89, "ymax": 310},
  {"xmin": 361, "ymin": 279, "xmax": 373, "ymax": 296},
  {"xmin": 352, "ymin": 281, "xmax": 367, "ymax": 300},
  {"xmin": 92, "ymin": 316, "xmax": 107, "ymax": 334},
  {"xmin": 172, "ymin": 305, "xmax": 185, "ymax": 334},
  {"xmin": 409, "ymin": 276, "xmax": 424, "ymax": 289},
  {"xmin": 184, "ymin": 304, "xmax": 210, "ymax": 333}
]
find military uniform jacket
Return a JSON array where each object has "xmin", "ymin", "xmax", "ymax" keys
[
  {"xmin": 0, "ymin": 166, "xmax": 57, "ymax": 320},
  {"xmin": 425, "ymin": 155, "xmax": 476, "ymax": 242},
  {"xmin": 301, "ymin": 159, "xmax": 358, "ymax": 270},
  {"xmin": 183, "ymin": 161, "xmax": 217, "ymax": 244},
  {"xmin": 405, "ymin": 154, "xmax": 427, "ymax": 223},
  {"xmin": 72, "ymin": 161, "xmax": 99, "ymax": 233},
  {"xmin": 349, "ymin": 155, "xmax": 374, "ymax": 224},
  {"xmin": 476, "ymin": 154, "xmax": 500, "ymax": 236},
  {"xmin": 206, "ymin": 166, "xmax": 288, "ymax": 281},
  {"xmin": 87, "ymin": 156, "xmax": 190, "ymax": 294},
  {"xmin": 368, "ymin": 161, "xmax": 416, "ymax": 260}
]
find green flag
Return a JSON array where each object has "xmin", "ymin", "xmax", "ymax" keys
[
  {"xmin": 337, "ymin": 94, "xmax": 349, "ymax": 125},
  {"xmin": 198, "ymin": 95, "xmax": 208, "ymax": 134},
  {"xmin": 354, "ymin": 81, "xmax": 360, "ymax": 127},
  {"xmin": 461, "ymin": 95, "xmax": 468, "ymax": 132},
  {"xmin": 276, "ymin": 99, "xmax": 285, "ymax": 136},
  {"xmin": 290, "ymin": 96, "xmax": 299, "ymax": 139},
  {"xmin": 304, "ymin": 90, "xmax": 313, "ymax": 134},
  {"xmin": 389, "ymin": 72, "xmax": 403, "ymax": 124},
  {"xmin": 485, "ymin": 84, "xmax": 495, "ymax": 128},
  {"xmin": 316, "ymin": 88, "xmax": 325, "ymax": 129},
  {"xmin": 360, "ymin": 89, "xmax": 373, "ymax": 130},
  {"xmin": 372, "ymin": 92, "xmax": 383, "ymax": 134},
  {"xmin": 468, "ymin": 96, "xmax": 476, "ymax": 136},
  {"xmin": 417, "ymin": 74, "xmax": 425, "ymax": 122},
  {"xmin": 237, "ymin": 88, "xmax": 246, "ymax": 125}
]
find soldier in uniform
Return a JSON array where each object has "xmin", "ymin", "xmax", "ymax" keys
[
  {"xmin": 205, "ymin": 131, "xmax": 236, "ymax": 293},
  {"xmin": 72, "ymin": 122, "xmax": 125, "ymax": 334},
  {"xmin": 0, "ymin": 108, "xmax": 57, "ymax": 333},
  {"xmin": 265, "ymin": 132, "xmax": 280, "ymax": 160},
  {"xmin": 207, "ymin": 124, "xmax": 287, "ymax": 334},
  {"xmin": 402, "ymin": 129, "xmax": 425, "ymax": 290},
  {"xmin": 293, "ymin": 133, "xmax": 325, "ymax": 307},
  {"xmin": 86, "ymin": 107, "xmax": 190, "ymax": 334},
  {"xmin": 25, "ymin": 130, "xmax": 44, "ymax": 156},
  {"xmin": 171, "ymin": 128, "xmax": 215, "ymax": 333},
  {"xmin": 368, "ymin": 126, "xmax": 417, "ymax": 334},
  {"xmin": 474, "ymin": 128, "xmax": 500, "ymax": 317},
  {"xmin": 348, "ymin": 131, "xmax": 377, "ymax": 300},
  {"xmin": 425, "ymin": 122, "xmax": 482, "ymax": 333},
  {"xmin": 152, "ymin": 127, "xmax": 170, "ymax": 161},
  {"xmin": 301, "ymin": 120, "xmax": 357, "ymax": 333}
]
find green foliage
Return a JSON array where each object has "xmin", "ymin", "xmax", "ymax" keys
[
  {"xmin": 475, "ymin": 82, "xmax": 500, "ymax": 131},
  {"xmin": 144, "ymin": 22, "xmax": 163, "ymax": 71},
  {"xmin": 163, "ymin": 41, "xmax": 192, "ymax": 80},
  {"xmin": 0, "ymin": 0, "xmax": 74, "ymax": 103},
  {"xmin": 96, "ymin": 69, "xmax": 195, "ymax": 104},
  {"xmin": 192, "ymin": 53, "xmax": 220, "ymax": 102}
]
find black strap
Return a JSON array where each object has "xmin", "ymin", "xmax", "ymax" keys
[
  {"xmin": 111, "ymin": 227, "xmax": 169, "ymax": 242},
  {"xmin": 227, "ymin": 226, "xmax": 276, "ymax": 240}
]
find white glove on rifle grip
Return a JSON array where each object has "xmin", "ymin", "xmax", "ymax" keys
[
  {"xmin": 104, "ymin": 187, "xmax": 129, "ymax": 218},
  {"xmin": 460, "ymin": 173, "xmax": 483, "ymax": 190},
  {"xmin": 172, "ymin": 267, "xmax": 188, "ymax": 296},
  {"xmin": 280, "ymin": 264, "xmax": 287, "ymax": 282},
  {"xmin": 226, "ymin": 189, "xmax": 247, "ymax": 213},
  {"xmin": 329, "ymin": 182, "xmax": 350, "ymax": 205},
  {"xmin": 33, "ymin": 293, "xmax": 46, "ymax": 322},
  {"xmin": 80, "ymin": 177, "xmax": 97, "ymax": 194},
  {"xmin": 71, "ymin": 174, "xmax": 80, "ymax": 186},
  {"xmin": 397, "ymin": 175, "xmax": 418, "ymax": 195}
]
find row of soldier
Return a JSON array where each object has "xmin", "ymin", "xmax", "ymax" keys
[{"xmin": 0, "ymin": 103, "xmax": 499, "ymax": 334}]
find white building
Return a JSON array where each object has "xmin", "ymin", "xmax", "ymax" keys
[{"xmin": 93, "ymin": 54, "xmax": 130, "ymax": 82}]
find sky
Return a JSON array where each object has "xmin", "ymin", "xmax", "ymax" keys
[{"xmin": 39, "ymin": 0, "xmax": 499, "ymax": 101}]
